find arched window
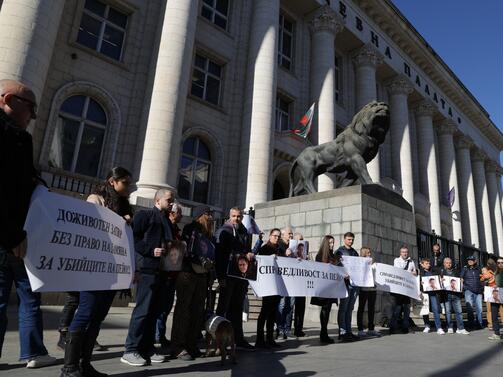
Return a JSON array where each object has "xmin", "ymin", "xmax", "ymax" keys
[
  {"xmin": 178, "ymin": 137, "xmax": 212, "ymax": 203},
  {"xmin": 49, "ymin": 95, "xmax": 107, "ymax": 177}
]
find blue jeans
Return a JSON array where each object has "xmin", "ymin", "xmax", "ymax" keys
[
  {"xmin": 0, "ymin": 251, "xmax": 48, "ymax": 360},
  {"xmin": 422, "ymin": 294, "xmax": 442, "ymax": 330},
  {"xmin": 68, "ymin": 290, "xmax": 116, "ymax": 332},
  {"xmin": 277, "ymin": 296, "xmax": 295, "ymax": 334},
  {"xmin": 338, "ymin": 286, "xmax": 359, "ymax": 333},
  {"xmin": 445, "ymin": 294, "xmax": 464, "ymax": 330},
  {"xmin": 464, "ymin": 290, "xmax": 483, "ymax": 327},
  {"xmin": 155, "ymin": 276, "xmax": 177, "ymax": 342}
]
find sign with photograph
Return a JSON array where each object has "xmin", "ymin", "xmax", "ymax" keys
[
  {"xmin": 227, "ymin": 254, "xmax": 258, "ymax": 281},
  {"xmin": 288, "ymin": 240, "xmax": 309, "ymax": 259},
  {"xmin": 484, "ymin": 286, "xmax": 503, "ymax": 303},
  {"xmin": 421, "ymin": 275, "xmax": 442, "ymax": 292},
  {"xmin": 160, "ymin": 240, "xmax": 186, "ymax": 272},
  {"xmin": 23, "ymin": 187, "xmax": 135, "ymax": 292},
  {"xmin": 442, "ymin": 276, "xmax": 462, "ymax": 292},
  {"xmin": 249, "ymin": 256, "xmax": 347, "ymax": 298}
]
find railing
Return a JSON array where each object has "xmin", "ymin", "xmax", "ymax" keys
[
  {"xmin": 416, "ymin": 228, "xmax": 490, "ymax": 268},
  {"xmin": 41, "ymin": 169, "xmax": 100, "ymax": 197}
]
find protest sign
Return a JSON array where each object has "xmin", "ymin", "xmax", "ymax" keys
[
  {"xmin": 160, "ymin": 240, "xmax": 186, "ymax": 272},
  {"xmin": 227, "ymin": 255, "xmax": 258, "ymax": 281},
  {"xmin": 288, "ymin": 240, "xmax": 309, "ymax": 259},
  {"xmin": 248, "ymin": 256, "xmax": 347, "ymax": 298},
  {"xmin": 340, "ymin": 255, "xmax": 374, "ymax": 287},
  {"xmin": 374, "ymin": 263, "xmax": 420, "ymax": 300},
  {"xmin": 421, "ymin": 275, "xmax": 442, "ymax": 292},
  {"xmin": 23, "ymin": 187, "xmax": 135, "ymax": 292},
  {"xmin": 484, "ymin": 286, "xmax": 503, "ymax": 303},
  {"xmin": 242, "ymin": 214, "xmax": 261, "ymax": 235},
  {"xmin": 442, "ymin": 276, "xmax": 462, "ymax": 292}
]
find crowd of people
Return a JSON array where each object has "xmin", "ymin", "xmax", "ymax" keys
[{"xmin": 1, "ymin": 79, "xmax": 503, "ymax": 377}]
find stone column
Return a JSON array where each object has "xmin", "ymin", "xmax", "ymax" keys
[
  {"xmin": 471, "ymin": 149, "xmax": 494, "ymax": 253},
  {"xmin": 435, "ymin": 120, "xmax": 463, "ymax": 242},
  {"xmin": 310, "ymin": 5, "xmax": 344, "ymax": 192},
  {"xmin": 455, "ymin": 135, "xmax": 479, "ymax": 247},
  {"xmin": 132, "ymin": 0, "xmax": 199, "ymax": 203},
  {"xmin": 386, "ymin": 75, "xmax": 414, "ymax": 207},
  {"xmin": 238, "ymin": 0, "xmax": 280, "ymax": 208},
  {"xmin": 415, "ymin": 100, "xmax": 442, "ymax": 235},
  {"xmin": 0, "ymin": 0, "xmax": 65, "ymax": 101},
  {"xmin": 486, "ymin": 161, "xmax": 503, "ymax": 255},
  {"xmin": 353, "ymin": 44, "xmax": 383, "ymax": 183}
]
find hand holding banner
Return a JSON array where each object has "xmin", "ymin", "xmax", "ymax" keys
[{"xmin": 23, "ymin": 187, "xmax": 135, "ymax": 292}]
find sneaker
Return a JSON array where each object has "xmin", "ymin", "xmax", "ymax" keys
[
  {"xmin": 176, "ymin": 350, "xmax": 195, "ymax": 361},
  {"xmin": 447, "ymin": 328, "xmax": 454, "ymax": 334},
  {"xmin": 488, "ymin": 334, "xmax": 502, "ymax": 340},
  {"xmin": 423, "ymin": 327, "xmax": 430, "ymax": 333},
  {"xmin": 456, "ymin": 329, "xmax": 470, "ymax": 335},
  {"xmin": 358, "ymin": 330, "xmax": 366, "ymax": 337},
  {"xmin": 437, "ymin": 329, "xmax": 445, "ymax": 335},
  {"xmin": 367, "ymin": 330, "xmax": 382, "ymax": 337},
  {"xmin": 149, "ymin": 353, "xmax": 166, "ymax": 363},
  {"xmin": 120, "ymin": 352, "xmax": 147, "ymax": 367},
  {"xmin": 26, "ymin": 354, "xmax": 57, "ymax": 369}
]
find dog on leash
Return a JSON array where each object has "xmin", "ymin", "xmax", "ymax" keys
[{"xmin": 205, "ymin": 314, "xmax": 236, "ymax": 365}]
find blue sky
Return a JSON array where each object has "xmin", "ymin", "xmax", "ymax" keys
[{"xmin": 391, "ymin": 0, "xmax": 503, "ymax": 165}]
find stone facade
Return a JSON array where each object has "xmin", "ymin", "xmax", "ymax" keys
[{"xmin": 0, "ymin": 0, "xmax": 501, "ymax": 254}]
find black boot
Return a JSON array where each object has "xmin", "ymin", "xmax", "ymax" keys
[
  {"xmin": 58, "ymin": 329, "xmax": 68, "ymax": 351},
  {"xmin": 60, "ymin": 331, "xmax": 84, "ymax": 377},
  {"xmin": 80, "ymin": 327, "xmax": 108, "ymax": 377}
]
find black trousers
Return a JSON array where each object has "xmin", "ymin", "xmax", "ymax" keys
[
  {"xmin": 357, "ymin": 290, "xmax": 376, "ymax": 331},
  {"xmin": 216, "ymin": 277, "xmax": 248, "ymax": 343},
  {"xmin": 124, "ymin": 272, "xmax": 164, "ymax": 356},
  {"xmin": 320, "ymin": 303, "xmax": 332, "ymax": 338},
  {"xmin": 257, "ymin": 295, "xmax": 281, "ymax": 342},
  {"xmin": 59, "ymin": 292, "xmax": 80, "ymax": 331},
  {"xmin": 294, "ymin": 297, "xmax": 306, "ymax": 334},
  {"xmin": 171, "ymin": 272, "xmax": 208, "ymax": 355}
]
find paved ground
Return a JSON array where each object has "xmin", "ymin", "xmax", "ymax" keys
[{"xmin": 1, "ymin": 306, "xmax": 501, "ymax": 377}]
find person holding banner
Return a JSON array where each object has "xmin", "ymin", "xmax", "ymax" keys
[
  {"xmin": 488, "ymin": 257, "xmax": 503, "ymax": 341},
  {"xmin": 61, "ymin": 166, "xmax": 134, "ymax": 377},
  {"xmin": 335, "ymin": 232, "xmax": 360, "ymax": 341},
  {"xmin": 418, "ymin": 258, "xmax": 444, "ymax": 335},
  {"xmin": 311, "ymin": 235, "xmax": 339, "ymax": 344},
  {"xmin": 294, "ymin": 238, "xmax": 307, "ymax": 337},
  {"xmin": 215, "ymin": 207, "xmax": 254, "ymax": 350},
  {"xmin": 0, "ymin": 79, "xmax": 57, "ymax": 368},
  {"xmin": 356, "ymin": 247, "xmax": 381, "ymax": 337},
  {"xmin": 120, "ymin": 188, "xmax": 175, "ymax": 367},
  {"xmin": 389, "ymin": 246, "xmax": 417, "ymax": 334},
  {"xmin": 170, "ymin": 205, "xmax": 216, "ymax": 360},
  {"xmin": 440, "ymin": 258, "xmax": 469, "ymax": 335},
  {"xmin": 256, "ymin": 229, "xmax": 284, "ymax": 348},
  {"xmin": 276, "ymin": 227, "xmax": 294, "ymax": 340}
]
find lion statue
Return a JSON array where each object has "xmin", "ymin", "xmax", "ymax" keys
[{"xmin": 289, "ymin": 101, "xmax": 390, "ymax": 197}]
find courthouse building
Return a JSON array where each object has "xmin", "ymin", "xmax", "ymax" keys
[{"xmin": 0, "ymin": 0, "xmax": 502, "ymax": 254}]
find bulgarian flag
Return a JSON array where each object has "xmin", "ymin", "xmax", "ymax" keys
[{"xmin": 293, "ymin": 102, "xmax": 315, "ymax": 138}]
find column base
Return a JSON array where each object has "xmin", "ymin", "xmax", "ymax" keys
[{"xmin": 129, "ymin": 183, "xmax": 176, "ymax": 207}]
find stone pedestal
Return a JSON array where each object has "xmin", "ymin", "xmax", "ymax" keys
[{"xmin": 254, "ymin": 184, "xmax": 417, "ymax": 325}]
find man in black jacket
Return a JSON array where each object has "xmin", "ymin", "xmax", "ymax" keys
[
  {"xmin": 121, "ymin": 189, "xmax": 175, "ymax": 367},
  {"xmin": 460, "ymin": 256, "xmax": 484, "ymax": 330},
  {"xmin": 215, "ymin": 207, "xmax": 254, "ymax": 350},
  {"xmin": 0, "ymin": 79, "xmax": 56, "ymax": 368}
]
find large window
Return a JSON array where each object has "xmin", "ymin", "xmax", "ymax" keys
[
  {"xmin": 278, "ymin": 13, "xmax": 294, "ymax": 70},
  {"xmin": 275, "ymin": 94, "xmax": 292, "ymax": 132},
  {"xmin": 178, "ymin": 137, "xmax": 212, "ymax": 204},
  {"xmin": 77, "ymin": 0, "xmax": 128, "ymax": 61},
  {"xmin": 49, "ymin": 95, "xmax": 107, "ymax": 177},
  {"xmin": 191, "ymin": 54, "xmax": 223, "ymax": 106},
  {"xmin": 201, "ymin": 0, "xmax": 229, "ymax": 30}
]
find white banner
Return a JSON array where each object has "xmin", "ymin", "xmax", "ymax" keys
[
  {"xmin": 375, "ymin": 263, "xmax": 420, "ymax": 300},
  {"xmin": 23, "ymin": 187, "xmax": 135, "ymax": 292},
  {"xmin": 249, "ymin": 256, "xmax": 348, "ymax": 298},
  {"xmin": 340, "ymin": 255, "xmax": 374, "ymax": 287}
]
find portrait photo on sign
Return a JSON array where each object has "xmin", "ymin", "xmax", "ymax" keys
[
  {"xmin": 161, "ymin": 241, "xmax": 186, "ymax": 272},
  {"xmin": 442, "ymin": 276, "xmax": 462, "ymax": 292},
  {"xmin": 288, "ymin": 240, "xmax": 309, "ymax": 259},
  {"xmin": 421, "ymin": 275, "xmax": 441, "ymax": 292},
  {"xmin": 484, "ymin": 286, "xmax": 503, "ymax": 303},
  {"xmin": 189, "ymin": 232, "xmax": 215, "ymax": 261},
  {"xmin": 227, "ymin": 255, "xmax": 257, "ymax": 281}
]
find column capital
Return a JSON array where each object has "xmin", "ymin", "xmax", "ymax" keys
[
  {"xmin": 485, "ymin": 160, "xmax": 500, "ymax": 173},
  {"xmin": 386, "ymin": 74, "xmax": 413, "ymax": 96},
  {"xmin": 435, "ymin": 119, "xmax": 457, "ymax": 135},
  {"xmin": 471, "ymin": 148, "xmax": 487, "ymax": 162},
  {"xmin": 352, "ymin": 43, "xmax": 383, "ymax": 68},
  {"xmin": 454, "ymin": 134, "xmax": 473, "ymax": 149},
  {"xmin": 310, "ymin": 5, "xmax": 345, "ymax": 35},
  {"xmin": 414, "ymin": 99, "xmax": 436, "ymax": 117}
]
